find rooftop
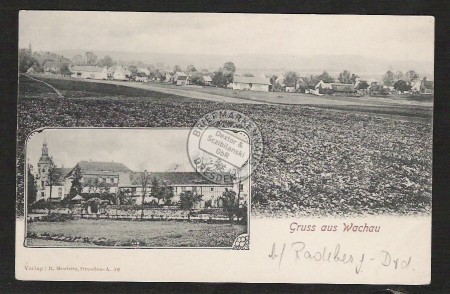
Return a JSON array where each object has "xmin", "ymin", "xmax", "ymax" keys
[
  {"xmin": 71, "ymin": 66, "xmax": 106, "ymax": 73},
  {"xmin": 120, "ymin": 171, "xmax": 234, "ymax": 187},
  {"xmin": 233, "ymin": 75, "xmax": 271, "ymax": 85}
]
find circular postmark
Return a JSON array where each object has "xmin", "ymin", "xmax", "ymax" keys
[{"xmin": 187, "ymin": 109, "xmax": 263, "ymax": 184}]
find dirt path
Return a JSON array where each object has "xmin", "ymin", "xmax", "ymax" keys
[{"xmin": 21, "ymin": 73, "xmax": 64, "ymax": 98}]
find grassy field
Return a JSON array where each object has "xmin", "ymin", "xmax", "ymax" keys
[
  {"xmin": 27, "ymin": 219, "xmax": 246, "ymax": 247},
  {"xmin": 20, "ymin": 74, "xmax": 200, "ymax": 102},
  {"xmin": 17, "ymin": 75, "xmax": 432, "ymax": 217},
  {"xmin": 145, "ymin": 80, "xmax": 432, "ymax": 105},
  {"xmin": 24, "ymin": 75, "xmax": 432, "ymax": 121}
]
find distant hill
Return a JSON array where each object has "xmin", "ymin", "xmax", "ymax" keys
[{"xmin": 55, "ymin": 49, "xmax": 434, "ymax": 78}]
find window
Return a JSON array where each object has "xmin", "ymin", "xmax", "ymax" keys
[
  {"xmin": 111, "ymin": 177, "xmax": 115, "ymax": 183},
  {"xmin": 41, "ymin": 181, "xmax": 45, "ymax": 187},
  {"xmin": 41, "ymin": 192, "xmax": 44, "ymax": 197},
  {"xmin": 58, "ymin": 188, "xmax": 62, "ymax": 197},
  {"xmin": 210, "ymin": 187, "xmax": 214, "ymax": 192}
]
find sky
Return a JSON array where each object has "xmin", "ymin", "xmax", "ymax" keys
[
  {"xmin": 26, "ymin": 129, "xmax": 195, "ymax": 172},
  {"xmin": 19, "ymin": 11, "xmax": 434, "ymax": 63}
]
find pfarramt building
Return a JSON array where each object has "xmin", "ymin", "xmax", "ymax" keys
[{"xmin": 35, "ymin": 141, "xmax": 247, "ymax": 208}]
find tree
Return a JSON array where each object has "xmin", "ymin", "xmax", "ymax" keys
[
  {"xmin": 60, "ymin": 64, "xmax": 72, "ymax": 77},
  {"xmin": 284, "ymin": 71, "xmax": 299, "ymax": 87},
  {"xmin": 356, "ymin": 80, "xmax": 369, "ymax": 90},
  {"xmin": 72, "ymin": 54, "xmax": 85, "ymax": 66},
  {"xmin": 405, "ymin": 70, "xmax": 419, "ymax": 83},
  {"xmin": 173, "ymin": 65, "xmax": 182, "ymax": 73},
  {"xmin": 128, "ymin": 66, "xmax": 138, "ymax": 80},
  {"xmin": 338, "ymin": 70, "xmax": 358, "ymax": 84},
  {"xmin": 18, "ymin": 48, "xmax": 39, "ymax": 73},
  {"xmin": 393, "ymin": 80, "xmax": 412, "ymax": 92},
  {"xmin": 212, "ymin": 70, "xmax": 227, "ymax": 87},
  {"xmin": 382, "ymin": 70, "xmax": 395, "ymax": 87},
  {"xmin": 68, "ymin": 165, "xmax": 82, "ymax": 200},
  {"xmin": 190, "ymin": 72, "xmax": 204, "ymax": 85},
  {"xmin": 46, "ymin": 158, "xmax": 59, "ymax": 215},
  {"xmin": 27, "ymin": 164, "xmax": 37, "ymax": 207},
  {"xmin": 85, "ymin": 51, "xmax": 97, "ymax": 65},
  {"xmin": 223, "ymin": 61, "xmax": 236, "ymax": 73},
  {"xmin": 220, "ymin": 188, "xmax": 239, "ymax": 224},
  {"xmin": 150, "ymin": 177, "xmax": 164, "ymax": 205},
  {"xmin": 140, "ymin": 171, "xmax": 149, "ymax": 219},
  {"xmin": 97, "ymin": 55, "xmax": 115, "ymax": 67},
  {"xmin": 186, "ymin": 64, "xmax": 197, "ymax": 72},
  {"xmin": 316, "ymin": 71, "xmax": 335, "ymax": 83},
  {"xmin": 162, "ymin": 182, "xmax": 174, "ymax": 205},
  {"xmin": 179, "ymin": 191, "xmax": 202, "ymax": 210},
  {"xmin": 394, "ymin": 71, "xmax": 404, "ymax": 81}
]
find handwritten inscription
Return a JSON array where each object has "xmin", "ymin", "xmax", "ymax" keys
[{"xmin": 269, "ymin": 241, "xmax": 412, "ymax": 274}]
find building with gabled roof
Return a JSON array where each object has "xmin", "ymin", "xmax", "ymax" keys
[
  {"xmin": 232, "ymin": 75, "xmax": 272, "ymax": 92},
  {"xmin": 34, "ymin": 141, "xmax": 248, "ymax": 208},
  {"xmin": 117, "ymin": 171, "xmax": 240, "ymax": 208},
  {"xmin": 420, "ymin": 79, "xmax": 434, "ymax": 95},
  {"xmin": 43, "ymin": 60, "xmax": 71, "ymax": 74},
  {"xmin": 135, "ymin": 72, "xmax": 148, "ymax": 83},
  {"xmin": 71, "ymin": 66, "xmax": 108, "ymax": 80},
  {"xmin": 202, "ymin": 75, "xmax": 212, "ymax": 86},
  {"xmin": 331, "ymin": 83, "xmax": 356, "ymax": 95}
]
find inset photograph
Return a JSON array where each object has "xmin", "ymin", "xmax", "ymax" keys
[{"xmin": 25, "ymin": 128, "xmax": 250, "ymax": 248}]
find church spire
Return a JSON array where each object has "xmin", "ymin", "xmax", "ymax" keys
[
  {"xmin": 42, "ymin": 137, "xmax": 48, "ymax": 156},
  {"xmin": 38, "ymin": 138, "xmax": 52, "ymax": 166}
]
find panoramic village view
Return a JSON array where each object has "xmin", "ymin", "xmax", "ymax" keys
[{"xmin": 17, "ymin": 12, "xmax": 433, "ymax": 248}]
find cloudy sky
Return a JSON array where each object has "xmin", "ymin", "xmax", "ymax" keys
[
  {"xmin": 19, "ymin": 11, "xmax": 434, "ymax": 62},
  {"xmin": 27, "ymin": 129, "xmax": 194, "ymax": 172}
]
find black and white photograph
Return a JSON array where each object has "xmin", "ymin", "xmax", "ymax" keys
[
  {"xmin": 16, "ymin": 11, "xmax": 434, "ymax": 283},
  {"xmin": 25, "ymin": 128, "xmax": 250, "ymax": 248}
]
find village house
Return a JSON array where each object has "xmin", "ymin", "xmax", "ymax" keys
[
  {"xmin": 172, "ymin": 71, "xmax": 189, "ymax": 85},
  {"xmin": 295, "ymin": 77, "xmax": 309, "ymax": 93},
  {"xmin": 43, "ymin": 60, "xmax": 71, "ymax": 74},
  {"xmin": 315, "ymin": 80, "xmax": 334, "ymax": 94},
  {"xmin": 331, "ymin": 83, "xmax": 356, "ymax": 96},
  {"xmin": 71, "ymin": 65, "xmax": 108, "ymax": 80},
  {"xmin": 135, "ymin": 72, "xmax": 148, "ymax": 83},
  {"xmin": 420, "ymin": 78, "xmax": 434, "ymax": 95},
  {"xmin": 232, "ymin": 76, "xmax": 272, "ymax": 92},
  {"xmin": 112, "ymin": 66, "xmax": 131, "ymax": 81},
  {"xmin": 165, "ymin": 72, "xmax": 173, "ymax": 82},
  {"xmin": 176, "ymin": 75, "xmax": 190, "ymax": 86},
  {"xmin": 202, "ymin": 75, "xmax": 213, "ymax": 86},
  {"xmin": 369, "ymin": 82, "xmax": 389, "ymax": 96}
]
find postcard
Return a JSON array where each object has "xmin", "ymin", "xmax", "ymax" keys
[{"xmin": 16, "ymin": 11, "xmax": 433, "ymax": 284}]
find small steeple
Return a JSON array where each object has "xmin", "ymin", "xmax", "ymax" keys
[
  {"xmin": 38, "ymin": 138, "xmax": 52, "ymax": 166},
  {"xmin": 42, "ymin": 137, "xmax": 48, "ymax": 156}
]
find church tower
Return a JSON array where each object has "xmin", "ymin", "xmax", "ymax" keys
[{"xmin": 37, "ymin": 138, "xmax": 53, "ymax": 194}]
